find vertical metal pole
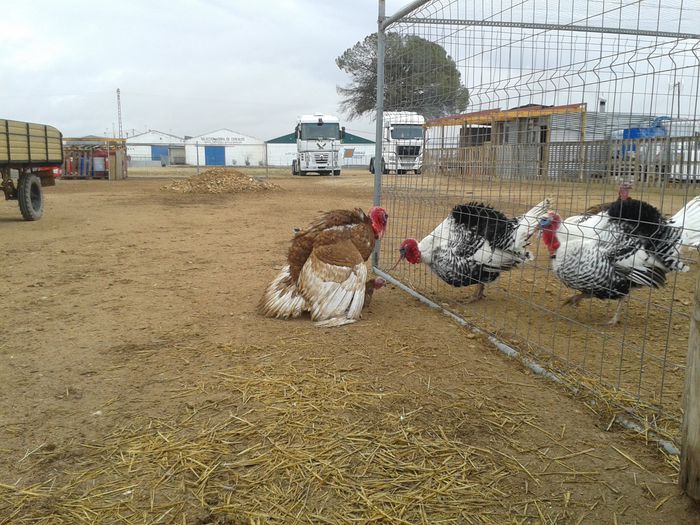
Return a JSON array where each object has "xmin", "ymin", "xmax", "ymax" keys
[
  {"xmin": 666, "ymin": 83, "xmax": 678, "ymax": 186},
  {"xmin": 196, "ymin": 141, "xmax": 200, "ymax": 175},
  {"xmin": 372, "ymin": 0, "xmax": 386, "ymax": 268},
  {"xmin": 374, "ymin": 0, "xmax": 386, "ymax": 207}
]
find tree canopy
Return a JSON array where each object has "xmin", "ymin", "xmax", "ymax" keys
[{"xmin": 336, "ymin": 33, "xmax": 469, "ymax": 120}]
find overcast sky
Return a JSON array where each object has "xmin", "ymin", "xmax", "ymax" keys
[{"xmin": 1, "ymin": 0, "xmax": 408, "ymax": 140}]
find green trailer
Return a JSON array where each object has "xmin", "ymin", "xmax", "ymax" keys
[{"xmin": 1, "ymin": 119, "xmax": 63, "ymax": 220}]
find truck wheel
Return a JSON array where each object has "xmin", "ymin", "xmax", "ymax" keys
[
  {"xmin": 18, "ymin": 174, "xmax": 43, "ymax": 221},
  {"xmin": 398, "ymin": 169, "xmax": 407, "ymax": 175},
  {"xmin": 369, "ymin": 159, "xmax": 374, "ymax": 173},
  {"xmin": 333, "ymin": 170, "xmax": 341, "ymax": 176},
  {"xmin": 292, "ymin": 160, "xmax": 299, "ymax": 176},
  {"xmin": 381, "ymin": 160, "xmax": 388, "ymax": 175},
  {"xmin": 415, "ymin": 168, "xmax": 422, "ymax": 175}
]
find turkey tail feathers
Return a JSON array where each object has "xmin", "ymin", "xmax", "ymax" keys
[
  {"xmin": 622, "ymin": 264, "xmax": 668, "ymax": 289},
  {"xmin": 671, "ymin": 195, "xmax": 700, "ymax": 248},
  {"xmin": 524, "ymin": 198, "xmax": 552, "ymax": 219},
  {"xmin": 258, "ymin": 265, "xmax": 308, "ymax": 319}
]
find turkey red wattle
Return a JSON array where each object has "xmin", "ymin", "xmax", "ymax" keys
[
  {"xmin": 539, "ymin": 212, "xmax": 562, "ymax": 257},
  {"xmin": 399, "ymin": 238, "xmax": 421, "ymax": 264},
  {"xmin": 369, "ymin": 207, "xmax": 389, "ymax": 238},
  {"xmin": 541, "ymin": 230, "xmax": 560, "ymax": 256}
]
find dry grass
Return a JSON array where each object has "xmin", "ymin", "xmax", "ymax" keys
[{"xmin": 0, "ymin": 351, "xmax": 640, "ymax": 524}]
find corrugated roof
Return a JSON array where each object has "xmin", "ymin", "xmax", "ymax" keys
[
  {"xmin": 427, "ymin": 103, "xmax": 586, "ymax": 127},
  {"xmin": 128, "ymin": 129, "xmax": 184, "ymax": 141},
  {"xmin": 266, "ymin": 133, "xmax": 295, "ymax": 144},
  {"xmin": 344, "ymin": 133, "xmax": 374, "ymax": 144}
]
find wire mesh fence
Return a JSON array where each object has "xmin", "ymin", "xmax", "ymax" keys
[{"xmin": 375, "ymin": 0, "xmax": 700, "ymax": 447}]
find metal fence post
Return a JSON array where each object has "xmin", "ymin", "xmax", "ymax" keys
[
  {"xmin": 372, "ymin": 0, "xmax": 386, "ymax": 268},
  {"xmin": 196, "ymin": 142, "xmax": 200, "ymax": 175},
  {"xmin": 680, "ymin": 265, "xmax": 700, "ymax": 500}
]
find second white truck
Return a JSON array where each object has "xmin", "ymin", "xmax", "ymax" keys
[{"xmin": 370, "ymin": 111, "xmax": 425, "ymax": 175}]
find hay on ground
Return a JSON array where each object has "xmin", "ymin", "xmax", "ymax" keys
[
  {"xmin": 0, "ymin": 347, "xmax": 676, "ymax": 524},
  {"xmin": 162, "ymin": 167, "xmax": 279, "ymax": 194}
]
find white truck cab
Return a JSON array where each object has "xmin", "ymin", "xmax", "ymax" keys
[
  {"xmin": 370, "ymin": 111, "xmax": 425, "ymax": 174},
  {"xmin": 292, "ymin": 114, "xmax": 344, "ymax": 176}
]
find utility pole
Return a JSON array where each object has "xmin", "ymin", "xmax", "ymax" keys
[{"xmin": 116, "ymin": 88, "xmax": 123, "ymax": 139}]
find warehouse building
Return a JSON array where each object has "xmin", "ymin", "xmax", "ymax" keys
[
  {"xmin": 265, "ymin": 132, "xmax": 375, "ymax": 168},
  {"xmin": 126, "ymin": 130, "xmax": 185, "ymax": 167},
  {"xmin": 184, "ymin": 129, "xmax": 265, "ymax": 166}
]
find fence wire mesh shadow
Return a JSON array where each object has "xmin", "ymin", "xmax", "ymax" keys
[{"xmin": 375, "ymin": 0, "xmax": 700, "ymax": 448}]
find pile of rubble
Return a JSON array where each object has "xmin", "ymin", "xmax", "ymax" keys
[{"xmin": 163, "ymin": 168, "xmax": 279, "ymax": 194}]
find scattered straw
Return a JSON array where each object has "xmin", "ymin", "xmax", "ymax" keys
[
  {"xmin": 0, "ymin": 363, "xmax": 583, "ymax": 524},
  {"xmin": 610, "ymin": 445, "xmax": 649, "ymax": 472},
  {"xmin": 0, "ymin": 357, "xmax": 679, "ymax": 524}
]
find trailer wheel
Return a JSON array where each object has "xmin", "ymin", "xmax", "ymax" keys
[{"xmin": 18, "ymin": 173, "xmax": 43, "ymax": 221}]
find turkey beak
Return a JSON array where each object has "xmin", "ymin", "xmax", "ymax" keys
[
  {"xmin": 536, "ymin": 216, "xmax": 552, "ymax": 237},
  {"xmin": 387, "ymin": 247, "xmax": 406, "ymax": 271}
]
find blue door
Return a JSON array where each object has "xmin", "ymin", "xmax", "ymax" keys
[
  {"xmin": 151, "ymin": 145, "xmax": 169, "ymax": 162},
  {"xmin": 204, "ymin": 146, "xmax": 225, "ymax": 166}
]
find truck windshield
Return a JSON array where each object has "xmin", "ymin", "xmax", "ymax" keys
[
  {"xmin": 391, "ymin": 125, "xmax": 424, "ymax": 140},
  {"xmin": 300, "ymin": 123, "xmax": 340, "ymax": 140}
]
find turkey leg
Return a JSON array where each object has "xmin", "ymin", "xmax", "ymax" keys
[
  {"xmin": 563, "ymin": 292, "xmax": 588, "ymax": 307},
  {"xmin": 605, "ymin": 298, "xmax": 626, "ymax": 326},
  {"xmin": 465, "ymin": 283, "xmax": 486, "ymax": 303}
]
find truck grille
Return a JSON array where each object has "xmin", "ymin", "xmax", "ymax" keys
[
  {"xmin": 314, "ymin": 153, "xmax": 329, "ymax": 164},
  {"xmin": 397, "ymin": 146, "xmax": 421, "ymax": 157}
]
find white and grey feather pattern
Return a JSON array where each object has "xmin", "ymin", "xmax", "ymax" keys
[
  {"xmin": 419, "ymin": 199, "xmax": 550, "ymax": 287},
  {"xmin": 550, "ymin": 198, "xmax": 697, "ymax": 299}
]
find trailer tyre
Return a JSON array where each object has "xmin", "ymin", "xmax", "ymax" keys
[{"xmin": 18, "ymin": 174, "xmax": 43, "ymax": 221}]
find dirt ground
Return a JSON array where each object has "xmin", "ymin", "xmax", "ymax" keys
[{"xmin": 1, "ymin": 168, "xmax": 700, "ymax": 523}]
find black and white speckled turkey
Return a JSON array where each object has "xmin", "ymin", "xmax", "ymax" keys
[
  {"xmin": 539, "ymin": 195, "xmax": 700, "ymax": 325},
  {"xmin": 398, "ymin": 199, "xmax": 551, "ymax": 301}
]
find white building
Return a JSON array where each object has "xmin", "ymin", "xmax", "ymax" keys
[
  {"xmin": 265, "ymin": 131, "xmax": 375, "ymax": 168},
  {"xmin": 126, "ymin": 130, "xmax": 185, "ymax": 166},
  {"xmin": 184, "ymin": 129, "xmax": 265, "ymax": 167}
]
